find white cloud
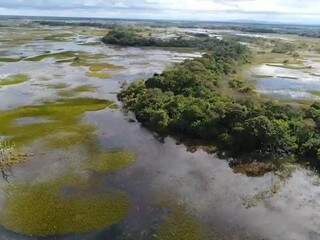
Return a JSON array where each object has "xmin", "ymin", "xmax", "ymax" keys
[{"xmin": 0, "ymin": 0, "xmax": 320, "ymax": 24}]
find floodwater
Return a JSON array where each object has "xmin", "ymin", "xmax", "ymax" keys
[
  {"xmin": 0, "ymin": 20, "xmax": 319, "ymax": 240},
  {"xmin": 251, "ymin": 58, "xmax": 320, "ymax": 100}
]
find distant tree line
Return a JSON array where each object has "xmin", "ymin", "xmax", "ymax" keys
[{"xmin": 103, "ymin": 27, "xmax": 233, "ymax": 49}]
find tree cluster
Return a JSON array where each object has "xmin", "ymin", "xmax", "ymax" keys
[{"xmin": 118, "ymin": 38, "xmax": 320, "ymax": 168}]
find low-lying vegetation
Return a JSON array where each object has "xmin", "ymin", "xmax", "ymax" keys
[{"xmin": 0, "ymin": 74, "xmax": 30, "ymax": 87}]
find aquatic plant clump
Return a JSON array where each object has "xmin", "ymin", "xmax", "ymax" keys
[
  {"xmin": 0, "ymin": 74, "xmax": 30, "ymax": 87},
  {"xmin": 0, "ymin": 181, "xmax": 130, "ymax": 236},
  {"xmin": 88, "ymin": 150, "xmax": 136, "ymax": 173}
]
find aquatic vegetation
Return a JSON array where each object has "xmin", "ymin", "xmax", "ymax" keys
[
  {"xmin": 0, "ymin": 179, "xmax": 130, "ymax": 236},
  {"xmin": 0, "ymin": 98, "xmax": 115, "ymax": 147},
  {"xmin": 0, "ymin": 74, "xmax": 30, "ymax": 87},
  {"xmin": 0, "ymin": 57, "xmax": 24, "ymax": 62},
  {"xmin": 72, "ymin": 57, "xmax": 122, "ymax": 79},
  {"xmin": 46, "ymin": 83, "xmax": 69, "ymax": 89},
  {"xmin": 0, "ymin": 141, "xmax": 26, "ymax": 179},
  {"xmin": 86, "ymin": 71, "xmax": 111, "ymax": 79},
  {"xmin": 43, "ymin": 33, "xmax": 74, "ymax": 41},
  {"xmin": 87, "ymin": 150, "xmax": 136, "ymax": 173},
  {"xmin": 58, "ymin": 85, "xmax": 97, "ymax": 97},
  {"xmin": 25, "ymin": 51, "xmax": 77, "ymax": 62},
  {"xmin": 155, "ymin": 207, "xmax": 204, "ymax": 240}
]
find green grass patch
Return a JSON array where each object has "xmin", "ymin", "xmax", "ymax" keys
[
  {"xmin": 46, "ymin": 83, "xmax": 69, "ymax": 89},
  {"xmin": 25, "ymin": 51, "xmax": 77, "ymax": 62},
  {"xmin": 87, "ymin": 150, "xmax": 136, "ymax": 173},
  {"xmin": 43, "ymin": 33, "xmax": 74, "ymax": 42},
  {"xmin": 0, "ymin": 57, "xmax": 24, "ymax": 62},
  {"xmin": 86, "ymin": 71, "xmax": 111, "ymax": 79},
  {"xmin": 0, "ymin": 98, "xmax": 115, "ymax": 147},
  {"xmin": 0, "ymin": 74, "xmax": 30, "ymax": 87},
  {"xmin": 0, "ymin": 178, "xmax": 129, "ymax": 236}
]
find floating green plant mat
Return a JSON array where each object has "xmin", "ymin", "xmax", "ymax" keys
[
  {"xmin": 0, "ymin": 177, "xmax": 130, "ymax": 236},
  {"xmin": 0, "ymin": 74, "xmax": 30, "ymax": 87},
  {"xmin": 0, "ymin": 98, "xmax": 116, "ymax": 147}
]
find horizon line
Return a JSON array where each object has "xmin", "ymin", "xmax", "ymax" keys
[{"xmin": 0, "ymin": 14, "xmax": 320, "ymax": 27}]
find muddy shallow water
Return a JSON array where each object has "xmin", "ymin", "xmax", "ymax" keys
[{"xmin": 0, "ymin": 21, "xmax": 320, "ymax": 240}]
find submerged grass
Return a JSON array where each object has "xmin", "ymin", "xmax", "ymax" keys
[
  {"xmin": 25, "ymin": 51, "xmax": 77, "ymax": 62},
  {"xmin": 155, "ymin": 206, "xmax": 205, "ymax": 240},
  {"xmin": 0, "ymin": 74, "xmax": 30, "ymax": 87},
  {"xmin": 87, "ymin": 150, "xmax": 136, "ymax": 173},
  {"xmin": 58, "ymin": 85, "xmax": 97, "ymax": 98},
  {"xmin": 0, "ymin": 177, "xmax": 130, "ymax": 236},
  {"xmin": 0, "ymin": 98, "xmax": 115, "ymax": 148}
]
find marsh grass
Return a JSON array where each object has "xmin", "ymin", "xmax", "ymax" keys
[
  {"xmin": 43, "ymin": 33, "xmax": 74, "ymax": 42},
  {"xmin": 24, "ymin": 50, "xmax": 121, "ymax": 79},
  {"xmin": 0, "ymin": 98, "xmax": 116, "ymax": 148},
  {"xmin": 0, "ymin": 74, "xmax": 30, "ymax": 87},
  {"xmin": 0, "ymin": 177, "xmax": 130, "ymax": 236},
  {"xmin": 0, "ymin": 57, "xmax": 24, "ymax": 62},
  {"xmin": 87, "ymin": 150, "xmax": 136, "ymax": 173},
  {"xmin": 58, "ymin": 85, "xmax": 97, "ymax": 98},
  {"xmin": 25, "ymin": 51, "xmax": 77, "ymax": 62},
  {"xmin": 46, "ymin": 83, "xmax": 69, "ymax": 89}
]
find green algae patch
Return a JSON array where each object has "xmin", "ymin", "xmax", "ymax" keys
[
  {"xmin": 0, "ymin": 74, "xmax": 30, "ymax": 87},
  {"xmin": 87, "ymin": 150, "xmax": 136, "ymax": 173},
  {"xmin": 155, "ymin": 207, "xmax": 205, "ymax": 240},
  {"xmin": 0, "ymin": 98, "xmax": 115, "ymax": 147},
  {"xmin": 0, "ymin": 181, "xmax": 130, "ymax": 236}
]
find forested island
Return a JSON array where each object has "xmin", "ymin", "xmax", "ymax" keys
[
  {"xmin": 103, "ymin": 27, "xmax": 226, "ymax": 49},
  {"xmin": 101, "ymin": 28, "xmax": 320, "ymax": 170}
]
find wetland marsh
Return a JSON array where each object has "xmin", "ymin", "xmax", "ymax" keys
[{"xmin": 0, "ymin": 18, "xmax": 320, "ymax": 240}]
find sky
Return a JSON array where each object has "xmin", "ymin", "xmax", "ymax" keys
[{"xmin": 0, "ymin": 0, "xmax": 320, "ymax": 24}]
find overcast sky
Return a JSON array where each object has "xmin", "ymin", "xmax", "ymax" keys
[{"xmin": 0, "ymin": 0, "xmax": 320, "ymax": 24}]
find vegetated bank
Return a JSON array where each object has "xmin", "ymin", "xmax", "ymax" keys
[
  {"xmin": 103, "ymin": 27, "xmax": 226, "ymax": 49},
  {"xmin": 104, "ymin": 28, "xmax": 320, "ymax": 171}
]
